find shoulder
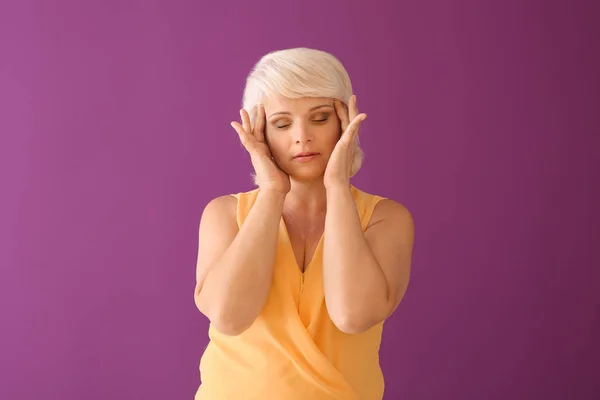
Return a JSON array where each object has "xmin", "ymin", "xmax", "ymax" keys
[
  {"xmin": 203, "ymin": 194, "xmax": 238, "ymax": 215},
  {"xmin": 198, "ymin": 195, "xmax": 238, "ymax": 230},
  {"xmin": 365, "ymin": 195, "xmax": 414, "ymax": 240},
  {"xmin": 351, "ymin": 186, "xmax": 412, "ymax": 223},
  {"xmin": 201, "ymin": 188, "xmax": 261, "ymax": 222},
  {"xmin": 362, "ymin": 198, "xmax": 414, "ymax": 257},
  {"xmin": 372, "ymin": 199, "xmax": 413, "ymax": 222},
  {"xmin": 349, "ymin": 185, "xmax": 413, "ymax": 232}
]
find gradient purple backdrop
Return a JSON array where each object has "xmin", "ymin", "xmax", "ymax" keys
[{"xmin": 1, "ymin": 1, "xmax": 599, "ymax": 399}]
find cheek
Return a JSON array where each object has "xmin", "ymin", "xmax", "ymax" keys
[
  {"xmin": 265, "ymin": 132, "xmax": 286, "ymax": 156},
  {"xmin": 321, "ymin": 126, "xmax": 342, "ymax": 152}
]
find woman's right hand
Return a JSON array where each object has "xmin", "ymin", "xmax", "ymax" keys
[{"xmin": 231, "ymin": 105, "xmax": 291, "ymax": 194}]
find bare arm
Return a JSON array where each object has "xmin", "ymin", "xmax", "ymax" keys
[
  {"xmin": 323, "ymin": 185, "xmax": 414, "ymax": 334},
  {"xmin": 193, "ymin": 190, "xmax": 285, "ymax": 336},
  {"xmin": 194, "ymin": 103, "xmax": 290, "ymax": 336}
]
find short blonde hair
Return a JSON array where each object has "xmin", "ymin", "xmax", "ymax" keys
[{"xmin": 241, "ymin": 47, "xmax": 363, "ymax": 179}]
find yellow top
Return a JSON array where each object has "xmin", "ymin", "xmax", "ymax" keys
[{"xmin": 195, "ymin": 185, "xmax": 387, "ymax": 400}]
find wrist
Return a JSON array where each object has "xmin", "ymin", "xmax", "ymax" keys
[
  {"xmin": 325, "ymin": 182, "xmax": 352, "ymax": 196},
  {"xmin": 257, "ymin": 188, "xmax": 287, "ymax": 205}
]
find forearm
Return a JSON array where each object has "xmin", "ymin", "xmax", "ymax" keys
[
  {"xmin": 323, "ymin": 185, "xmax": 388, "ymax": 333},
  {"xmin": 199, "ymin": 190, "xmax": 285, "ymax": 334}
]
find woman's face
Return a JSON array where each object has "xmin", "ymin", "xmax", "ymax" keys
[{"xmin": 261, "ymin": 95, "xmax": 342, "ymax": 182}]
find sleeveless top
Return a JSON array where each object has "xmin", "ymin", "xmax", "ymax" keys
[{"xmin": 195, "ymin": 185, "xmax": 387, "ymax": 400}]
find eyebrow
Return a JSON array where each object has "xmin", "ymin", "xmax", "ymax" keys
[{"xmin": 268, "ymin": 104, "xmax": 334, "ymax": 118}]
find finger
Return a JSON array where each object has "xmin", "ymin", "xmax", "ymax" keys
[
  {"xmin": 249, "ymin": 106, "xmax": 258, "ymax": 129},
  {"xmin": 349, "ymin": 95, "xmax": 358, "ymax": 122},
  {"xmin": 334, "ymin": 99, "xmax": 350, "ymax": 132},
  {"xmin": 240, "ymin": 109, "xmax": 252, "ymax": 137},
  {"xmin": 347, "ymin": 96, "xmax": 362, "ymax": 139},
  {"xmin": 231, "ymin": 121, "xmax": 254, "ymax": 149},
  {"xmin": 253, "ymin": 104, "xmax": 266, "ymax": 142},
  {"xmin": 341, "ymin": 113, "xmax": 367, "ymax": 144}
]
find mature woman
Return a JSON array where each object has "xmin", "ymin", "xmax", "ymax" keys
[{"xmin": 193, "ymin": 47, "xmax": 414, "ymax": 399}]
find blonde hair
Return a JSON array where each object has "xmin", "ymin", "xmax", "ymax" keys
[{"xmin": 241, "ymin": 47, "xmax": 364, "ymax": 181}]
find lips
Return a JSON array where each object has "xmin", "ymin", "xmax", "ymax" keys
[{"xmin": 293, "ymin": 152, "xmax": 320, "ymax": 159}]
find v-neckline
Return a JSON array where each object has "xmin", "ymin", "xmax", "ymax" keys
[{"xmin": 280, "ymin": 217, "xmax": 325, "ymax": 276}]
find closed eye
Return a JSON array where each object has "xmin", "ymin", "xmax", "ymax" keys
[
  {"xmin": 311, "ymin": 112, "xmax": 332, "ymax": 123},
  {"xmin": 273, "ymin": 115, "xmax": 330, "ymax": 129}
]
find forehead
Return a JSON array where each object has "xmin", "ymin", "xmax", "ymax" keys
[{"xmin": 262, "ymin": 95, "xmax": 333, "ymax": 114}]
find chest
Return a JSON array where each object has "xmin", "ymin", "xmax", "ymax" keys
[{"xmin": 283, "ymin": 216, "xmax": 325, "ymax": 273}]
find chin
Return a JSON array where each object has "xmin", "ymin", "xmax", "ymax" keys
[
  {"xmin": 286, "ymin": 166, "xmax": 326, "ymax": 183},
  {"xmin": 290, "ymin": 173, "xmax": 326, "ymax": 184}
]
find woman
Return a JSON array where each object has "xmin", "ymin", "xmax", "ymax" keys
[{"xmin": 193, "ymin": 48, "xmax": 414, "ymax": 399}]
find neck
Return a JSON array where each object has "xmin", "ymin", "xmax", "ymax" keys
[{"xmin": 284, "ymin": 178, "xmax": 330, "ymax": 215}]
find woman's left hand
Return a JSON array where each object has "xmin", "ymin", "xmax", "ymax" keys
[{"xmin": 324, "ymin": 95, "xmax": 367, "ymax": 190}]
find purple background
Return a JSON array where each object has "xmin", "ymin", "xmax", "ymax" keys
[{"xmin": 1, "ymin": 1, "xmax": 599, "ymax": 399}]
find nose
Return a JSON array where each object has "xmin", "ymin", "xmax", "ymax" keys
[{"xmin": 291, "ymin": 121, "xmax": 313, "ymax": 144}]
